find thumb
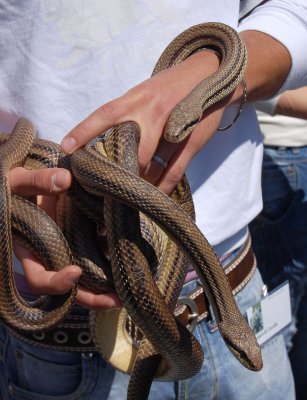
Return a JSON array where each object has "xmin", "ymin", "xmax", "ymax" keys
[
  {"xmin": 14, "ymin": 242, "xmax": 82, "ymax": 295},
  {"xmin": 9, "ymin": 167, "xmax": 72, "ymax": 197}
]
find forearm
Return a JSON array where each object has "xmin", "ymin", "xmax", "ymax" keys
[
  {"xmin": 218, "ymin": 29, "xmax": 291, "ymax": 116},
  {"xmin": 240, "ymin": 30, "xmax": 291, "ymax": 102},
  {"xmin": 274, "ymin": 87, "xmax": 307, "ymax": 119},
  {"xmin": 235, "ymin": 0, "xmax": 307, "ymax": 105}
]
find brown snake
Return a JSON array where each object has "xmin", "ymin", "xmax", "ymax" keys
[{"xmin": 0, "ymin": 23, "xmax": 262, "ymax": 399}]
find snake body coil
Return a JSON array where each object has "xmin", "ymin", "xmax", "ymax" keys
[
  {"xmin": 0, "ymin": 23, "xmax": 261, "ymax": 400},
  {"xmin": 0, "ymin": 120, "xmax": 77, "ymax": 332}
]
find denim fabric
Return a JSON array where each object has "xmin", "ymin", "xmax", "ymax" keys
[
  {"xmin": 289, "ymin": 291, "xmax": 307, "ymax": 400},
  {"xmin": 0, "ymin": 268, "xmax": 294, "ymax": 400},
  {"xmin": 250, "ymin": 146, "xmax": 307, "ymax": 400},
  {"xmin": 146, "ymin": 269, "xmax": 294, "ymax": 400},
  {"xmin": 0, "ymin": 326, "xmax": 115, "ymax": 400}
]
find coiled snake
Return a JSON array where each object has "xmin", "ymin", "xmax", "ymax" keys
[{"xmin": 0, "ymin": 23, "xmax": 262, "ymax": 399}]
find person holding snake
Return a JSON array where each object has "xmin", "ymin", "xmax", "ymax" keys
[{"xmin": 1, "ymin": 1, "xmax": 307, "ymax": 399}]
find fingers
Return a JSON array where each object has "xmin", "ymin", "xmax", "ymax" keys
[
  {"xmin": 9, "ymin": 167, "xmax": 72, "ymax": 197},
  {"xmin": 61, "ymin": 97, "xmax": 128, "ymax": 154},
  {"xmin": 143, "ymin": 139, "xmax": 182, "ymax": 190},
  {"xmin": 144, "ymin": 107, "xmax": 224, "ymax": 194},
  {"xmin": 76, "ymin": 288, "xmax": 121, "ymax": 311},
  {"xmin": 14, "ymin": 242, "xmax": 81, "ymax": 295},
  {"xmin": 14, "ymin": 242, "xmax": 121, "ymax": 311}
]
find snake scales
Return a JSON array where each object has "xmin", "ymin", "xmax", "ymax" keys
[{"xmin": 0, "ymin": 23, "xmax": 262, "ymax": 398}]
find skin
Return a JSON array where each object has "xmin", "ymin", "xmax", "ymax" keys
[
  {"xmin": 9, "ymin": 30, "xmax": 291, "ymax": 311},
  {"xmin": 274, "ymin": 86, "xmax": 307, "ymax": 119}
]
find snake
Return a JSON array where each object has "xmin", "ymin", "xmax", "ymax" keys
[{"xmin": 0, "ymin": 22, "xmax": 262, "ymax": 399}]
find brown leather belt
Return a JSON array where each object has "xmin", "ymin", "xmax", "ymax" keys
[
  {"xmin": 175, "ymin": 235, "xmax": 256, "ymax": 331},
  {"xmin": 9, "ymin": 236, "xmax": 256, "ymax": 352}
]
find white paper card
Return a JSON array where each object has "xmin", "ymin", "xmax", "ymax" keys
[{"xmin": 246, "ymin": 282, "xmax": 292, "ymax": 346}]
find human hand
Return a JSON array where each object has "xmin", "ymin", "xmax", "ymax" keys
[
  {"xmin": 14, "ymin": 243, "xmax": 121, "ymax": 310},
  {"xmin": 61, "ymin": 51, "xmax": 237, "ymax": 195},
  {"xmin": 9, "ymin": 166, "xmax": 72, "ymax": 218},
  {"xmin": 10, "ymin": 166, "xmax": 121, "ymax": 310},
  {"xmin": 9, "ymin": 166, "xmax": 72, "ymax": 197}
]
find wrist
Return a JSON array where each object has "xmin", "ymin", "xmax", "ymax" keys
[
  {"xmin": 185, "ymin": 49, "xmax": 247, "ymax": 132},
  {"xmin": 183, "ymin": 49, "xmax": 221, "ymax": 82}
]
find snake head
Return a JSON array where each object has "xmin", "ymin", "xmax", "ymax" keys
[
  {"xmin": 218, "ymin": 320, "xmax": 263, "ymax": 372},
  {"xmin": 164, "ymin": 102, "xmax": 202, "ymax": 143}
]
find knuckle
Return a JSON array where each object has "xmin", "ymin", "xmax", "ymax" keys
[
  {"xmin": 73, "ymin": 123, "xmax": 90, "ymax": 140},
  {"xmin": 32, "ymin": 169, "xmax": 48, "ymax": 192},
  {"xmin": 98, "ymin": 102, "xmax": 117, "ymax": 125},
  {"xmin": 135, "ymin": 81, "xmax": 154, "ymax": 103},
  {"xmin": 154, "ymin": 97, "xmax": 170, "ymax": 120},
  {"xmin": 128, "ymin": 81, "xmax": 170, "ymax": 119}
]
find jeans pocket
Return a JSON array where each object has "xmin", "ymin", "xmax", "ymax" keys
[
  {"xmin": 15, "ymin": 349, "xmax": 81, "ymax": 394},
  {"xmin": 4, "ymin": 336, "xmax": 94, "ymax": 400}
]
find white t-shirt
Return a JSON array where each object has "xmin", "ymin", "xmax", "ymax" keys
[
  {"xmin": 256, "ymin": 96, "xmax": 307, "ymax": 147},
  {"xmin": 1, "ymin": 0, "xmax": 307, "ymax": 256},
  {"xmin": 258, "ymin": 112, "xmax": 307, "ymax": 147}
]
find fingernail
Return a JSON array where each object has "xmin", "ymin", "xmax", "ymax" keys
[
  {"xmin": 61, "ymin": 136, "xmax": 77, "ymax": 154},
  {"xmin": 65, "ymin": 273, "xmax": 80, "ymax": 286},
  {"xmin": 51, "ymin": 171, "xmax": 67, "ymax": 191}
]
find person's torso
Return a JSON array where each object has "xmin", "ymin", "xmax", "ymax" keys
[{"xmin": 0, "ymin": 0, "xmax": 262, "ymax": 254}]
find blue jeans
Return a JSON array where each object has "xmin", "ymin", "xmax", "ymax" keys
[
  {"xmin": 250, "ymin": 146, "xmax": 307, "ymax": 400},
  {"xmin": 0, "ymin": 267, "xmax": 294, "ymax": 399},
  {"xmin": 114, "ymin": 269, "xmax": 294, "ymax": 400}
]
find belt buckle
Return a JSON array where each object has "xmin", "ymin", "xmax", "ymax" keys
[{"xmin": 177, "ymin": 296, "xmax": 199, "ymax": 332}]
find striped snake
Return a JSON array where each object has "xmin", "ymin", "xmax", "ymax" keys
[{"xmin": 0, "ymin": 23, "xmax": 262, "ymax": 399}]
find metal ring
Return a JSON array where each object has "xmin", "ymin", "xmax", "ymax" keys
[
  {"xmin": 78, "ymin": 331, "xmax": 92, "ymax": 345},
  {"xmin": 152, "ymin": 154, "xmax": 168, "ymax": 168},
  {"xmin": 32, "ymin": 332, "xmax": 46, "ymax": 341},
  {"xmin": 54, "ymin": 331, "xmax": 69, "ymax": 344}
]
